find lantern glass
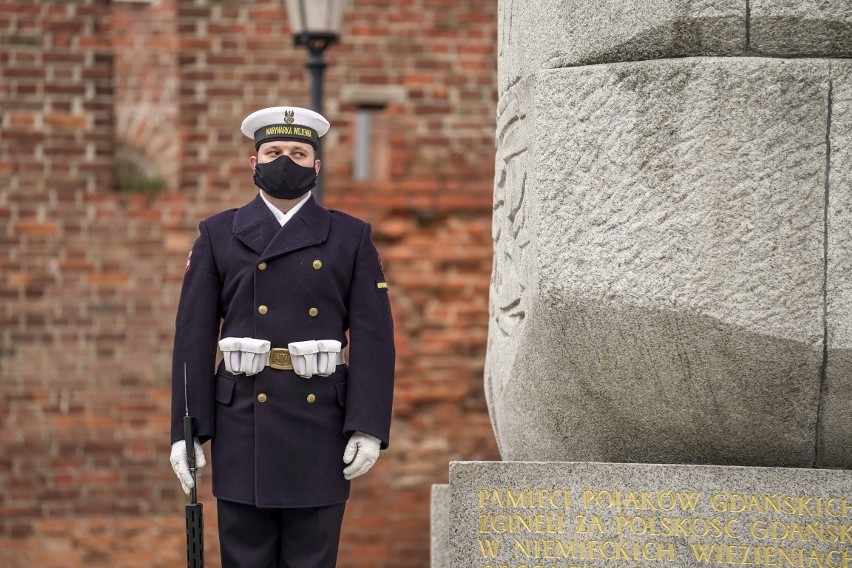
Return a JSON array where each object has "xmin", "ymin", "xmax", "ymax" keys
[{"xmin": 285, "ymin": 0, "xmax": 346, "ymax": 35}]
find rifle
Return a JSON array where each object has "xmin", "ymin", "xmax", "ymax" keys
[{"xmin": 184, "ymin": 363, "xmax": 204, "ymax": 568}]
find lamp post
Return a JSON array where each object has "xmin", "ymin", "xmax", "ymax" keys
[{"xmin": 285, "ymin": 0, "xmax": 347, "ymax": 206}]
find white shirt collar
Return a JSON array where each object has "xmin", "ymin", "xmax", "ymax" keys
[{"xmin": 259, "ymin": 191, "xmax": 312, "ymax": 227}]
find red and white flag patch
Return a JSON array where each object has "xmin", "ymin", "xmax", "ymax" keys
[{"xmin": 185, "ymin": 250, "xmax": 192, "ymax": 273}]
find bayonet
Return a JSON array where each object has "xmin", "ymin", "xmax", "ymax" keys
[{"xmin": 184, "ymin": 362, "xmax": 189, "ymax": 417}]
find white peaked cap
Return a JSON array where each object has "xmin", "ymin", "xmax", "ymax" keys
[{"xmin": 240, "ymin": 106, "xmax": 331, "ymax": 149}]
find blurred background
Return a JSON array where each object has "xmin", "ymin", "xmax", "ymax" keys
[{"xmin": 0, "ymin": 0, "xmax": 499, "ymax": 566}]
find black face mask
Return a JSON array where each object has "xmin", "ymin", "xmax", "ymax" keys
[{"xmin": 253, "ymin": 155, "xmax": 317, "ymax": 200}]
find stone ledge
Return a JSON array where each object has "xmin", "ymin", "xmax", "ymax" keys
[{"xmin": 499, "ymin": 0, "xmax": 852, "ymax": 96}]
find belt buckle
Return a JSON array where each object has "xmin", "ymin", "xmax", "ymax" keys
[{"xmin": 268, "ymin": 348, "xmax": 293, "ymax": 371}]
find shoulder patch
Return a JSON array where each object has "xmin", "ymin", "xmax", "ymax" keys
[{"xmin": 184, "ymin": 250, "xmax": 192, "ymax": 273}]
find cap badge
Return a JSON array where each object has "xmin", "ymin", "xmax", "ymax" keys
[{"xmin": 284, "ymin": 110, "xmax": 295, "ymax": 124}]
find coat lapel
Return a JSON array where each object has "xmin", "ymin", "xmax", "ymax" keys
[
  {"xmin": 232, "ymin": 194, "xmax": 281, "ymax": 255},
  {"xmin": 259, "ymin": 194, "xmax": 330, "ymax": 261}
]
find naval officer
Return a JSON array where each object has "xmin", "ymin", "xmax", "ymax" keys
[{"xmin": 169, "ymin": 106, "xmax": 395, "ymax": 568}]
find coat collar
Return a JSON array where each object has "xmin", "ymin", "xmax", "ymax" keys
[{"xmin": 233, "ymin": 193, "xmax": 331, "ymax": 260}]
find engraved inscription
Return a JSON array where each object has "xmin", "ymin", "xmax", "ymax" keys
[{"xmin": 470, "ymin": 487, "xmax": 852, "ymax": 568}]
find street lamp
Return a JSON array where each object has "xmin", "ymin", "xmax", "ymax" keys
[{"xmin": 285, "ymin": 0, "xmax": 348, "ymax": 205}]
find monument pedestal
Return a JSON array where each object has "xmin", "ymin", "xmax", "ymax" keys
[
  {"xmin": 431, "ymin": 1, "xmax": 852, "ymax": 566},
  {"xmin": 432, "ymin": 484, "xmax": 451, "ymax": 568},
  {"xmin": 434, "ymin": 462, "xmax": 851, "ymax": 568}
]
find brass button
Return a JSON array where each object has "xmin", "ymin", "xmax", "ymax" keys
[
  {"xmin": 258, "ymin": 305, "xmax": 268, "ymax": 315},
  {"xmin": 306, "ymin": 394, "xmax": 316, "ymax": 404},
  {"xmin": 257, "ymin": 393, "xmax": 268, "ymax": 403},
  {"xmin": 258, "ymin": 262, "xmax": 267, "ymax": 271},
  {"xmin": 308, "ymin": 307, "xmax": 318, "ymax": 317},
  {"xmin": 312, "ymin": 260, "xmax": 322, "ymax": 270}
]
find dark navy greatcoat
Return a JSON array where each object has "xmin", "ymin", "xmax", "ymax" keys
[{"xmin": 170, "ymin": 194, "xmax": 395, "ymax": 508}]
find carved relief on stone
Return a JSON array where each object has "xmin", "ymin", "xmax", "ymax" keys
[{"xmin": 485, "ymin": 80, "xmax": 537, "ymax": 450}]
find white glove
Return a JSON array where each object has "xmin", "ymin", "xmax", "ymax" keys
[
  {"xmin": 239, "ymin": 337, "xmax": 271, "ymax": 375},
  {"xmin": 218, "ymin": 337, "xmax": 243, "ymax": 374},
  {"xmin": 288, "ymin": 340, "xmax": 319, "ymax": 379},
  {"xmin": 316, "ymin": 339, "xmax": 342, "ymax": 376},
  {"xmin": 170, "ymin": 439, "xmax": 207, "ymax": 495},
  {"xmin": 342, "ymin": 431, "xmax": 381, "ymax": 480}
]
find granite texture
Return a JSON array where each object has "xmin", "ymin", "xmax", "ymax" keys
[
  {"xmin": 498, "ymin": 0, "xmax": 745, "ymax": 95},
  {"xmin": 487, "ymin": 57, "xmax": 852, "ymax": 468},
  {"xmin": 751, "ymin": 0, "xmax": 852, "ymax": 56},
  {"xmin": 449, "ymin": 461, "xmax": 852, "ymax": 568},
  {"xmin": 499, "ymin": 0, "xmax": 852, "ymax": 96},
  {"xmin": 820, "ymin": 61, "xmax": 852, "ymax": 467},
  {"xmin": 535, "ymin": 58, "xmax": 828, "ymax": 346},
  {"xmin": 430, "ymin": 484, "xmax": 450, "ymax": 568},
  {"xmin": 487, "ymin": 76, "xmax": 539, "ymax": 451}
]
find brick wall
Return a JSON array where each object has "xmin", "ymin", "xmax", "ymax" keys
[
  {"xmin": 113, "ymin": 0, "xmax": 180, "ymax": 189},
  {"xmin": 0, "ymin": 0, "xmax": 499, "ymax": 566}
]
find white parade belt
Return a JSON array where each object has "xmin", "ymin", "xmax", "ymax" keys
[{"xmin": 218, "ymin": 337, "xmax": 345, "ymax": 378}]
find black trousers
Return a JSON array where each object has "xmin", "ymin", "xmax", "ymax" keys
[{"xmin": 217, "ymin": 499, "xmax": 346, "ymax": 568}]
